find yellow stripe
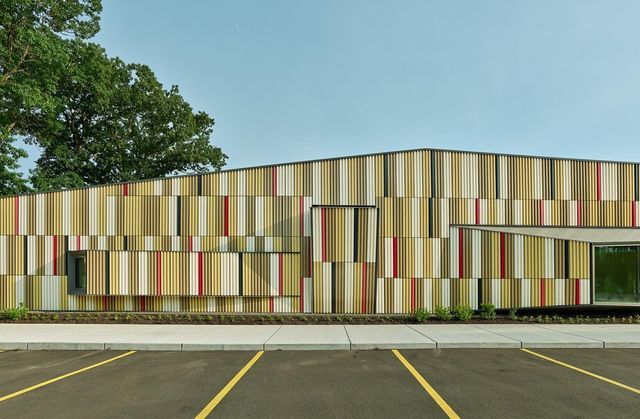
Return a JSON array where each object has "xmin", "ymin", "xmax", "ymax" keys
[
  {"xmin": 392, "ymin": 349, "xmax": 460, "ymax": 419},
  {"xmin": 195, "ymin": 350, "xmax": 264, "ymax": 418},
  {"xmin": 0, "ymin": 351, "xmax": 136, "ymax": 402},
  {"xmin": 521, "ymin": 348, "xmax": 640, "ymax": 395}
]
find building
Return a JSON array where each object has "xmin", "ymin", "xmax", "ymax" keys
[{"xmin": 1, "ymin": 148, "xmax": 639, "ymax": 313}]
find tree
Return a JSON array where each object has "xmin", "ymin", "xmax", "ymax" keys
[
  {"xmin": 30, "ymin": 41, "xmax": 226, "ymax": 190},
  {"xmin": 1, "ymin": 0, "xmax": 226, "ymax": 195},
  {"xmin": 0, "ymin": 0, "xmax": 102, "ymax": 195}
]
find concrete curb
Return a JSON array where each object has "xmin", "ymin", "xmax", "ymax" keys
[
  {"xmin": 3, "ymin": 341, "xmax": 640, "ymax": 350},
  {"xmin": 264, "ymin": 343, "xmax": 352, "ymax": 351}
]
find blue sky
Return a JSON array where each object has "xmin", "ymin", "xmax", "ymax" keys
[{"xmin": 20, "ymin": 0, "xmax": 640, "ymax": 172}]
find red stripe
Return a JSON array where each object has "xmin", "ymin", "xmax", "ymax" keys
[
  {"xmin": 499, "ymin": 232, "xmax": 506, "ymax": 280},
  {"xmin": 458, "ymin": 229, "xmax": 464, "ymax": 278},
  {"xmin": 575, "ymin": 279, "xmax": 581, "ymax": 305},
  {"xmin": 540, "ymin": 279, "xmax": 546, "ymax": 307},
  {"xmin": 140, "ymin": 296, "xmax": 146, "ymax": 312},
  {"xmin": 269, "ymin": 296, "xmax": 274, "ymax": 312},
  {"xmin": 14, "ymin": 196, "xmax": 19, "ymax": 234},
  {"xmin": 597, "ymin": 162, "xmax": 601, "ymax": 201},
  {"xmin": 299, "ymin": 195, "xmax": 304, "ymax": 236},
  {"xmin": 299, "ymin": 276, "xmax": 304, "ymax": 313},
  {"xmin": 76, "ymin": 235, "xmax": 81, "ymax": 251},
  {"xmin": 272, "ymin": 166, "xmax": 277, "ymax": 196},
  {"xmin": 123, "ymin": 183, "xmax": 129, "ymax": 196},
  {"xmin": 156, "ymin": 252, "xmax": 162, "ymax": 295},
  {"xmin": 632, "ymin": 202, "xmax": 636, "ymax": 227},
  {"xmin": 539, "ymin": 200, "xmax": 544, "ymax": 225},
  {"xmin": 475, "ymin": 198, "xmax": 480, "ymax": 225},
  {"xmin": 361, "ymin": 263, "xmax": 367, "ymax": 313},
  {"xmin": 102, "ymin": 295, "xmax": 108, "ymax": 311},
  {"xmin": 278, "ymin": 253, "xmax": 284, "ymax": 296},
  {"xmin": 52, "ymin": 236, "xmax": 58, "ymax": 275},
  {"xmin": 392, "ymin": 237, "xmax": 398, "ymax": 278},
  {"xmin": 410, "ymin": 278, "xmax": 416, "ymax": 312},
  {"xmin": 223, "ymin": 195, "xmax": 229, "ymax": 236},
  {"xmin": 321, "ymin": 208, "xmax": 327, "ymax": 262},
  {"xmin": 577, "ymin": 200, "xmax": 582, "ymax": 226},
  {"xmin": 197, "ymin": 252, "xmax": 204, "ymax": 296}
]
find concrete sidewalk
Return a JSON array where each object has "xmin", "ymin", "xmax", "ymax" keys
[{"xmin": 1, "ymin": 323, "xmax": 640, "ymax": 351}]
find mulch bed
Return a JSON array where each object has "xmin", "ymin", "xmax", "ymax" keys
[{"xmin": 2, "ymin": 312, "xmax": 640, "ymax": 325}]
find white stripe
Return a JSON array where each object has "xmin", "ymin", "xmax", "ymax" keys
[
  {"xmin": 396, "ymin": 153, "xmax": 405, "ymax": 197},
  {"xmin": 366, "ymin": 156, "xmax": 375, "ymax": 205},
  {"xmin": 255, "ymin": 197, "xmax": 264, "ymax": 236},
  {"xmin": 414, "ymin": 151, "xmax": 423, "ymax": 197},
  {"xmin": 138, "ymin": 253, "xmax": 148, "ymax": 295}
]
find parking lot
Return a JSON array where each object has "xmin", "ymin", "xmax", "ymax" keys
[{"xmin": 0, "ymin": 348, "xmax": 639, "ymax": 418}]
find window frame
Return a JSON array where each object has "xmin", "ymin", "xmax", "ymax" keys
[
  {"xmin": 66, "ymin": 251, "xmax": 88, "ymax": 295},
  {"xmin": 592, "ymin": 243, "xmax": 640, "ymax": 305}
]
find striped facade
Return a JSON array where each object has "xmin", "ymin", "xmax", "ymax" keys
[{"xmin": 1, "ymin": 148, "xmax": 639, "ymax": 313}]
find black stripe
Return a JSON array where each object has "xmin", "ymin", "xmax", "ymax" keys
[
  {"xmin": 564, "ymin": 240, "xmax": 570, "ymax": 279},
  {"xmin": 331, "ymin": 263, "xmax": 336, "ymax": 314},
  {"xmin": 197, "ymin": 174, "xmax": 203, "ymax": 196},
  {"xmin": 430, "ymin": 152, "xmax": 436, "ymax": 198},
  {"xmin": 105, "ymin": 252, "xmax": 110, "ymax": 295},
  {"xmin": 123, "ymin": 236, "xmax": 128, "ymax": 251},
  {"xmin": 383, "ymin": 154, "xmax": 389, "ymax": 197},
  {"xmin": 478, "ymin": 278, "xmax": 483, "ymax": 306},
  {"xmin": 495, "ymin": 156, "xmax": 500, "ymax": 198},
  {"xmin": 428, "ymin": 198, "xmax": 433, "ymax": 238},
  {"xmin": 238, "ymin": 253, "xmax": 243, "ymax": 296},
  {"xmin": 353, "ymin": 209, "xmax": 359, "ymax": 263},
  {"xmin": 550, "ymin": 159, "xmax": 555, "ymax": 200},
  {"xmin": 176, "ymin": 197, "xmax": 181, "ymax": 236},
  {"xmin": 23, "ymin": 236, "xmax": 28, "ymax": 275}
]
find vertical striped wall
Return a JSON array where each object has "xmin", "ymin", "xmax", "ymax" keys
[{"xmin": 0, "ymin": 148, "xmax": 638, "ymax": 313}]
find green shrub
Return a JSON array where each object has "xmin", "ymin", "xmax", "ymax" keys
[
  {"xmin": 413, "ymin": 308, "xmax": 431, "ymax": 323},
  {"xmin": 508, "ymin": 308, "xmax": 518, "ymax": 321},
  {"xmin": 0, "ymin": 303, "xmax": 29, "ymax": 321},
  {"xmin": 479, "ymin": 303, "xmax": 496, "ymax": 319},
  {"xmin": 434, "ymin": 305, "xmax": 453, "ymax": 321},
  {"xmin": 454, "ymin": 305, "xmax": 473, "ymax": 321}
]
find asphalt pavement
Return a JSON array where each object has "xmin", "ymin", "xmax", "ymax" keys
[{"xmin": 0, "ymin": 348, "xmax": 639, "ymax": 418}]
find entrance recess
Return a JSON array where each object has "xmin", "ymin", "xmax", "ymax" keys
[{"xmin": 594, "ymin": 245, "xmax": 640, "ymax": 303}]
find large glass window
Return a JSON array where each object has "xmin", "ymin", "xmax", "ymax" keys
[
  {"xmin": 594, "ymin": 246, "xmax": 639, "ymax": 303},
  {"xmin": 75, "ymin": 257, "xmax": 87, "ymax": 290}
]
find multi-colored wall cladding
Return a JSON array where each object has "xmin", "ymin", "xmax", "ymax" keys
[
  {"xmin": 312, "ymin": 207, "xmax": 377, "ymax": 313},
  {"xmin": 0, "ymin": 148, "xmax": 639, "ymax": 313}
]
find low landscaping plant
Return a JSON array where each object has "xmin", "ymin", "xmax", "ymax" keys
[
  {"xmin": 1, "ymin": 303, "xmax": 29, "ymax": 321},
  {"xmin": 508, "ymin": 308, "xmax": 518, "ymax": 321},
  {"xmin": 434, "ymin": 305, "xmax": 453, "ymax": 321},
  {"xmin": 454, "ymin": 304, "xmax": 473, "ymax": 321},
  {"xmin": 479, "ymin": 303, "xmax": 496, "ymax": 320},
  {"xmin": 413, "ymin": 308, "xmax": 431, "ymax": 323}
]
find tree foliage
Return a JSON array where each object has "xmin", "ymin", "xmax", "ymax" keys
[
  {"xmin": 1, "ymin": 0, "xmax": 101, "ymax": 195},
  {"xmin": 1, "ymin": 0, "xmax": 226, "ymax": 196}
]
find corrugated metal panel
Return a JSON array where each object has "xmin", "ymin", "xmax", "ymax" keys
[{"xmin": 1, "ymin": 148, "xmax": 639, "ymax": 313}]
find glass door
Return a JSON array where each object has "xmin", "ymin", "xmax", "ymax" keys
[{"xmin": 594, "ymin": 245, "xmax": 640, "ymax": 303}]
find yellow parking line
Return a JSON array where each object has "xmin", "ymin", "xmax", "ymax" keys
[
  {"xmin": 0, "ymin": 351, "xmax": 136, "ymax": 402},
  {"xmin": 392, "ymin": 349, "xmax": 460, "ymax": 419},
  {"xmin": 195, "ymin": 350, "xmax": 264, "ymax": 418},
  {"xmin": 521, "ymin": 348, "xmax": 640, "ymax": 395}
]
